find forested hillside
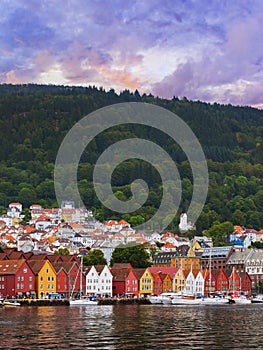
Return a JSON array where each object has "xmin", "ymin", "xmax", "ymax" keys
[{"xmin": 0, "ymin": 84, "xmax": 262, "ymax": 232}]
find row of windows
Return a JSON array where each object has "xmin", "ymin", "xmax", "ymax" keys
[
  {"xmin": 0, "ymin": 277, "xmax": 4, "ymax": 281},
  {"xmin": 127, "ymin": 286, "xmax": 137, "ymax": 292},
  {"xmin": 57, "ymin": 277, "xmax": 67, "ymax": 282},
  {"xmin": 141, "ymin": 278, "xmax": 151, "ymax": 283},
  {"xmin": 127, "ymin": 280, "xmax": 137, "ymax": 285},
  {"xmin": 0, "ymin": 284, "xmax": 5, "ymax": 289},
  {"xmin": 141, "ymin": 285, "xmax": 152, "ymax": 290},
  {"xmin": 40, "ymin": 276, "xmax": 54, "ymax": 282},
  {"xmin": 40, "ymin": 284, "xmax": 54, "ymax": 290},
  {"xmin": 17, "ymin": 276, "xmax": 33, "ymax": 281},
  {"xmin": 57, "ymin": 284, "xmax": 67, "ymax": 289}
]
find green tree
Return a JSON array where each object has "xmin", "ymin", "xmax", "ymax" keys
[
  {"xmin": 83, "ymin": 249, "xmax": 107, "ymax": 266},
  {"xmin": 205, "ymin": 221, "xmax": 234, "ymax": 245},
  {"xmin": 54, "ymin": 248, "xmax": 70, "ymax": 255},
  {"xmin": 110, "ymin": 243, "xmax": 151, "ymax": 268}
]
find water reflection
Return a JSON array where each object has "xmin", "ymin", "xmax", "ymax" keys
[{"xmin": 1, "ymin": 304, "xmax": 263, "ymax": 349}]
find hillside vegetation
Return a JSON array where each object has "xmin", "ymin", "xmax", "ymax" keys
[{"xmin": 0, "ymin": 84, "xmax": 262, "ymax": 232}]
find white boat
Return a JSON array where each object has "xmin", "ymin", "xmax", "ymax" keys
[
  {"xmin": 3, "ymin": 300, "xmax": 21, "ymax": 306},
  {"xmin": 201, "ymin": 296, "xmax": 230, "ymax": 305},
  {"xmin": 149, "ymin": 292, "xmax": 182, "ymax": 305},
  {"xmin": 231, "ymin": 295, "xmax": 251, "ymax": 304},
  {"xmin": 172, "ymin": 294, "xmax": 202, "ymax": 305},
  {"xmin": 69, "ymin": 296, "xmax": 98, "ymax": 306},
  {"xmin": 251, "ymin": 294, "xmax": 263, "ymax": 303}
]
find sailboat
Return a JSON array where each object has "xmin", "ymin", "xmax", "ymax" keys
[
  {"xmin": 69, "ymin": 256, "xmax": 98, "ymax": 306},
  {"xmin": 201, "ymin": 250, "xmax": 229, "ymax": 305},
  {"xmin": 229, "ymin": 267, "xmax": 251, "ymax": 305}
]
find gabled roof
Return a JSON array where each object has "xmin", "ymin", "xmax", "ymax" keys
[
  {"xmin": 131, "ymin": 268, "xmax": 145, "ymax": 280},
  {"xmin": 8, "ymin": 251, "xmax": 28, "ymax": 260},
  {"xmin": 149, "ymin": 267, "xmax": 178, "ymax": 279},
  {"xmin": 0, "ymin": 259, "xmax": 26, "ymax": 274},
  {"xmin": 111, "ymin": 268, "xmax": 130, "ymax": 281},
  {"xmin": 27, "ymin": 260, "xmax": 50, "ymax": 274},
  {"xmin": 29, "ymin": 254, "xmax": 49, "ymax": 261}
]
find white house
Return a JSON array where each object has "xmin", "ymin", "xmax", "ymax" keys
[
  {"xmin": 84, "ymin": 265, "xmax": 113, "ymax": 296},
  {"xmin": 96, "ymin": 265, "xmax": 113, "ymax": 297},
  {"xmin": 184, "ymin": 270, "xmax": 200, "ymax": 296},
  {"xmin": 194, "ymin": 271, "xmax": 205, "ymax": 296},
  {"xmin": 85, "ymin": 266, "xmax": 99, "ymax": 295}
]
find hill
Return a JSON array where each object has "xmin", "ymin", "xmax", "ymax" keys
[{"xmin": 0, "ymin": 84, "xmax": 262, "ymax": 232}]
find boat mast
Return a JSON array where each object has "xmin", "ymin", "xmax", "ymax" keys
[{"xmin": 80, "ymin": 255, "xmax": 83, "ymax": 297}]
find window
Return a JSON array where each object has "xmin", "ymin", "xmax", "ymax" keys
[
  {"xmin": 21, "ymin": 276, "xmax": 24, "ymax": 281},
  {"xmin": 29, "ymin": 276, "xmax": 32, "ymax": 281},
  {"xmin": 29, "ymin": 284, "xmax": 32, "ymax": 289},
  {"xmin": 46, "ymin": 269, "xmax": 49, "ymax": 273},
  {"xmin": 52, "ymin": 277, "xmax": 54, "ymax": 281},
  {"xmin": 40, "ymin": 276, "xmax": 43, "ymax": 281},
  {"xmin": 48, "ymin": 277, "xmax": 50, "ymax": 281},
  {"xmin": 17, "ymin": 276, "xmax": 20, "ymax": 281},
  {"xmin": 23, "ymin": 268, "xmax": 27, "ymax": 273},
  {"xmin": 40, "ymin": 284, "xmax": 43, "ymax": 289}
]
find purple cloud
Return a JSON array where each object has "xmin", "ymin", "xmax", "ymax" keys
[{"xmin": 0, "ymin": 0, "xmax": 263, "ymax": 106}]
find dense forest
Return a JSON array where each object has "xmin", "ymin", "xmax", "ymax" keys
[{"xmin": 0, "ymin": 84, "xmax": 263, "ymax": 233}]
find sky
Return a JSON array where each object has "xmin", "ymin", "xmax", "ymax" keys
[{"xmin": 1, "ymin": 0, "xmax": 263, "ymax": 108}]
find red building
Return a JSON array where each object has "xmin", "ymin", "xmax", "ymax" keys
[
  {"xmin": 125, "ymin": 269, "xmax": 140, "ymax": 296},
  {"xmin": 215, "ymin": 269, "xmax": 229, "ymax": 293},
  {"xmin": 240, "ymin": 272, "xmax": 252, "ymax": 295},
  {"xmin": 53, "ymin": 264, "xmax": 68, "ymax": 297},
  {"xmin": 225, "ymin": 268, "xmax": 241, "ymax": 294},
  {"xmin": 111, "ymin": 268, "xmax": 130, "ymax": 296},
  {"xmin": 0, "ymin": 259, "xmax": 35, "ymax": 298},
  {"xmin": 203, "ymin": 270, "xmax": 216, "ymax": 296},
  {"xmin": 152, "ymin": 272, "xmax": 163, "ymax": 295}
]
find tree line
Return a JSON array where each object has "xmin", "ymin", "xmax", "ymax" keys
[{"xmin": 0, "ymin": 84, "xmax": 263, "ymax": 239}]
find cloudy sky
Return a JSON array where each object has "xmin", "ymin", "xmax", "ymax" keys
[{"xmin": 1, "ymin": 0, "xmax": 263, "ymax": 107}]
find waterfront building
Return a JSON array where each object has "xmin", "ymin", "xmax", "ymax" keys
[
  {"xmin": 139, "ymin": 268, "xmax": 153, "ymax": 297},
  {"xmin": 173, "ymin": 267, "xmax": 187, "ymax": 292},
  {"xmin": 126, "ymin": 268, "xmax": 144, "ymax": 296},
  {"xmin": 0, "ymin": 259, "xmax": 35, "ymax": 298},
  {"xmin": 28, "ymin": 259, "xmax": 56, "ymax": 299}
]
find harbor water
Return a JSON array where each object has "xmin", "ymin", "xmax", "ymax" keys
[{"xmin": 1, "ymin": 304, "xmax": 263, "ymax": 349}]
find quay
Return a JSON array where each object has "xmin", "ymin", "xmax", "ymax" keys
[
  {"xmin": 3, "ymin": 298, "xmax": 151, "ymax": 306},
  {"xmin": 97, "ymin": 298, "xmax": 151, "ymax": 305}
]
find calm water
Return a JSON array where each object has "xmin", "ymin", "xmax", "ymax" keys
[{"xmin": 0, "ymin": 304, "xmax": 263, "ymax": 349}]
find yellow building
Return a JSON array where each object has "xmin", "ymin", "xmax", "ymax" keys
[
  {"xmin": 161, "ymin": 273, "xmax": 172, "ymax": 293},
  {"xmin": 28, "ymin": 260, "xmax": 57, "ymax": 299},
  {"xmin": 173, "ymin": 267, "xmax": 187, "ymax": 292},
  {"xmin": 139, "ymin": 268, "xmax": 153, "ymax": 296}
]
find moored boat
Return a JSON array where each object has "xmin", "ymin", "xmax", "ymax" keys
[
  {"xmin": 230, "ymin": 295, "xmax": 251, "ymax": 304},
  {"xmin": 251, "ymin": 294, "xmax": 263, "ymax": 304},
  {"xmin": 172, "ymin": 294, "xmax": 202, "ymax": 305},
  {"xmin": 69, "ymin": 296, "xmax": 98, "ymax": 306},
  {"xmin": 149, "ymin": 292, "xmax": 180, "ymax": 305},
  {"xmin": 3, "ymin": 299, "xmax": 21, "ymax": 307}
]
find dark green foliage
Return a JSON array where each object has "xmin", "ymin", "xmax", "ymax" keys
[
  {"xmin": 83, "ymin": 249, "xmax": 107, "ymax": 266},
  {"xmin": 0, "ymin": 84, "xmax": 263, "ymax": 237},
  {"xmin": 110, "ymin": 243, "xmax": 151, "ymax": 268}
]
